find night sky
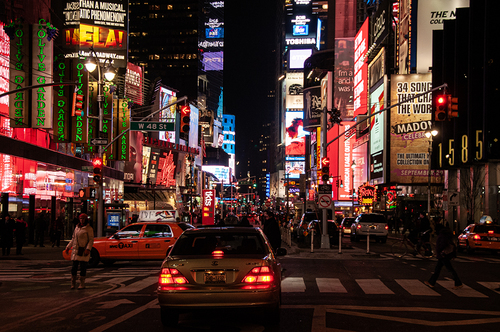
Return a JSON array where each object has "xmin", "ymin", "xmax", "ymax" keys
[{"xmin": 224, "ymin": 0, "xmax": 279, "ymax": 146}]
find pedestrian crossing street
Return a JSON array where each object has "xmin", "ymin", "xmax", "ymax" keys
[{"xmin": 281, "ymin": 277, "xmax": 500, "ymax": 298}]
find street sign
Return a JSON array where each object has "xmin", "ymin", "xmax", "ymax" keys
[
  {"xmin": 318, "ymin": 184, "xmax": 332, "ymax": 194},
  {"xmin": 90, "ymin": 138, "xmax": 108, "ymax": 146},
  {"xmin": 130, "ymin": 121, "xmax": 174, "ymax": 131},
  {"xmin": 318, "ymin": 194, "xmax": 332, "ymax": 209}
]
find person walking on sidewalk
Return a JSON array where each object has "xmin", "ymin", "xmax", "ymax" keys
[
  {"xmin": 425, "ymin": 227, "xmax": 462, "ymax": 290},
  {"xmin": 1, "ymin": 214, "xmax": 15, "ymax": 256},
  {"xmin": 34, "ymin": 213, "xmax": 47, "ymax": 247},
  {"xmin": 50, "ymin": 216, "xmax": 64, "ymax": 247},
  {"xmin": 64, "ymin": 213, "xmax": 94, "ymax": 289},
  {"xmin": 263, "ymin": 210, "xmax": 281, "ymax": 253},
  {"xmin": 14, "ymin": 216, "xmax": 27, "ymax": 255}
]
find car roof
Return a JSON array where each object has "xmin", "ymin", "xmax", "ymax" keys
[{"xmin": 182, "ymin": 226, "xmax": 262, "ymax": 235}]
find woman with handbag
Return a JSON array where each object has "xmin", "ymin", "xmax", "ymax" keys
[
  {"xmin": 64, "ymin": 213, "xmax": 94, "ymax": 289},
  {"xmin": 424, "ymin": 227, "xmax": 463, "ymax": 289}
]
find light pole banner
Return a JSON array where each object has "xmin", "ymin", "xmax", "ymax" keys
[
  {"xmin": 31, "ymin": 21, "xmax": 53, "ymax": 129},
  {"xmin": 116, "ymin": 99, "xmax": 130, "ymax": 161},
  {"xmin": 53, "ymin": 57, "xmax": 71, "ymax": 142},
  {"xmin": 71, "ymin": 59, "xmax": 88, "ymax": 143},
  {"xmin": 9, "ymin": 21, "xmax": 29, "ymax": 128},
  {"xmin": 86, "ymin": 82, "xmax": 98, "ymax": 153}
]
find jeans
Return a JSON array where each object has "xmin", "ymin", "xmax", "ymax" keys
[
  {"xmin": 428, "ymin": 257, "xmax": 462, "ymax": 286},
  {"xmin": 71, "ymin": 260, "xmax": 88, "ymax": 277}
]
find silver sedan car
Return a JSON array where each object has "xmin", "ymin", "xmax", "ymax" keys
[{"xmin": 157, "ymin": 226, "xmax": 287, "ymax": 327}]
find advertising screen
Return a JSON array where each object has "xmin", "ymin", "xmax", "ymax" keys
[
  {"xmin": 285, "ymin": 157, "xmax": 305, "ymax": 179},
  {"xmin": 60, "ymin": 0, "xmax": 129, "ymax": 68},
  {"xmin": 156, "ymin": 87, "xmax": 177, "ymax": 142},
  {"xmin": 202, "ymin": 165, "xmax": 231, "ymax": 183},
  {"xmin": 334, "ymin": 38, "xmax": 354, "ymax": 120},
  {"xmin": 202, "ymin": 51, "xmax": 224, "ymax": 71},
  {"xmin": 289, "ymin": 49, "xmax": 312, "ymax": 69},
  {"xmin": 389, "ymin": 73, "xmax": 443, "ymax": 184},
  {"xmin": 206, "ymin": 27, "xmax": 224, "ymax": 39},
  {"xmin": 354, "ymin": 19, "xmax": 369, "ymax": 117},
  {"xmin": 369, "ymin": 83, "xmax": 385, "ymax": 184},
  {"xmin": 293, "ymin": 25, "xmax": 309, "ymax": 36},
  {"xmin": 285, "ymin": 72, "xmax": 304, "ymax": 109},
  {"xmin": 285, "ymin": 111, "xmax": 307, "ymax": 155}
]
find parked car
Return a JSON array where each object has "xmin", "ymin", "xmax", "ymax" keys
[
  {"xmin": 350, "ymin": 213, "xmax": 388, "ymax": 243},
  {"xmin": 157, "ymin": 226, "xmax": 287, "ymax": 327},
  {"xmin": 63, "ymin": 221, "xmax": 194, "ymax": 267},
  {"xmin": 340, "ymin": 217, "xmax": 355, "ymax": 235},
  {"xmin": 297, "ymin": 211, "xmax": 322, "ymax": 240},
  {"xmin": 457, "ymin": 223, "xmax": 500, "ymax": 254}
]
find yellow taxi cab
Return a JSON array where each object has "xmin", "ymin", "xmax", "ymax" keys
[
  {"xmin": 457, "ymin": 221, "xmax": 500, "ymax": 254},
  {"xmin": 63, "ymin": 221, "xmax": 194, "ymax": 267}
]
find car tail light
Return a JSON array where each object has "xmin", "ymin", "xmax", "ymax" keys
[
  {"xmin": 159, "ymin": 268, "xmax": 189, "ymax": 285},
  {"xmin": 242, "ymin": 266, "xmax": 274, "ymax": 284},
  {"xmin": 385, "ymin": 224, "xmax": 389, "ymax": 230},
  {"xmin": 473, "ymin": 234, "xmax": 481, "ymax": 240},
  {"xmin": 357, "ymin": 224, "xmax": 361, "ymax": 229},
  {"xmin": 488, "ymin": 230, "xmax": 494, "ymax": 234}
]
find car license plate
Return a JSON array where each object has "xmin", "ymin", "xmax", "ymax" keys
[
  {"xmin": 488, "ymin": 237, "xmax": 499, "ymax": 242},
  {"xmin": 204, "ymin": 273, "xmax": 226, "ymax": 284}
]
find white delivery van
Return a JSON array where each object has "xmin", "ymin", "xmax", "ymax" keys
[{"xmin": 137, "ymin": 209, "xmax": 179, "ymax": 222}]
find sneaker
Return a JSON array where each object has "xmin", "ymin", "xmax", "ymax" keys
[
  {"xmin": 452, "ymin": 285, "xmax": 463, "ymax": 290},
  {"xmin": 424, "ymin": 281, "xmax": 434, "ymax": 288}
]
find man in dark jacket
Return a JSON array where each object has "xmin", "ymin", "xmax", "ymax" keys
[
  {"xmin": 1, "ymin": 214, "xmax": 14, "ymax": 255},
  {"xmin": 425, "ymin": 228, "xmax": 462, "ymax": 289},
  {"xmin": 263, "ymin": 210, "xmax": 281, "ymax": 253}
]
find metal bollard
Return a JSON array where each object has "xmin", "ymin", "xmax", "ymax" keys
[
  {"xmin": 366, "ymin": 228, "xmax": 370, "ymax": 254},
  {"xmin": 338, "ymin": 228, "xmax": 342, "ymax": 254},
  {"xmin": 311, "ymin": 229, "xmax": 314, "ymax": 253}
]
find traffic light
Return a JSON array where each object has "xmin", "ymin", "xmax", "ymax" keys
[
  {"xmin": 321, "ymin": 167, "xmax": 330, "ymax": 182},
  {"xmin": 434, "ymin": 94, "xmax": 448, "ymax": 121},
  {"xmin": 92, "ymin": 157, "xmax": 103, "ymax": 185},
  {"xmin": 72, "ymin": 89, "xmax": 84, "ymax": 116},
  {"xmin": 447, "ymin": 96, "xmax": 458, "ymax": 119},
  {"xmin": 340, "ymin": 180, "xmax": 343, "ymax": 188},
  {"xmin": 179, "ymin": 105, "xmax": 191, "ymax": 133},
  {"xmin": 336, "ymin": 179, "xmax": 339, "ymax": 187},
  {"xmin": 252, "ymin": 179, "xmax": 257, "ymax": 188}
]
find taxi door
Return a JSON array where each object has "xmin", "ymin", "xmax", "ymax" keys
[
  {"xmin": 138, "ymin": 224, "xmax": 176, "ymax": 259},
  {"xmin": 105, "ymin": 224, "xmax": 143, "ymax": 259}
]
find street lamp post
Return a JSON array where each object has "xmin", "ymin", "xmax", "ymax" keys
[
  {"xmin": 85, "ymin": 47, "xmax": 116, "ymax": 237},
  {"xmin": 425, "ymin": 129, "xmax": 438, "ymax": 218},
  {"xmin": 351, "ymin": 161, "xmax": 356, "ymax": 217}
]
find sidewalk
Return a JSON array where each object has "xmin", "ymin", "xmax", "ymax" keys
[{"xmin": 0, "ymin": 241, "xmax": 70, "ymax": 261}]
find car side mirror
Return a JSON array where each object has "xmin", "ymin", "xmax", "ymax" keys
[{"xmin": 276, "ymin": 248, "xmax": 287, "ymax": 256}]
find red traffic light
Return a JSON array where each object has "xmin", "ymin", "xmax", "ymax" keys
[
  {"xmin": 92, "ymin": 158, "xmax": 103, "ymax": 167},
  {"xmin": 321, "ymin": 157, "xmax": 330, "ymax": 167},
  {"xmin": 179, "ymin": 105, "xmax": 191, "ymax": 134},
  {"xmin": 434, "ymin": 94, "xmax": 448, "ymax": 121}
]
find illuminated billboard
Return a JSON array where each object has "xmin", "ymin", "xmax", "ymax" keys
[
  {"xmin": 285, "ymin": 0, "xmax": 317, "ymax": 47},
  {"xmin": 285, "ymin": 72, "xmax": 304, "ymax": 109},
  {"xmin": 354, "ymin": 19, "xmax": 369, "ymax": 117},
  {"xmin": 202, "ymin": 165, "xmax": 231, "ymax": 183},
  {"xmin": 202, "ymin": 51, "xmax": 224, "ymax": 71},
  {"xmin": 206, "ymin": 27, "xmax": 224, "ymax": 38},
  {"xmin": 369, "ymin": 83, "xmax": 385, "ymax": 184},
  {"xmin": 289, "ymin": 49, "xmax": 312, "ymax": 69},
  {"xmin": 285, "ymin": 111, "xmax": 307, "ymax": 155},
  {"xmin": 285, "ymin": 157, "xmax": 305, "ymax": 179},
  {"xmin": 155, "ymin": 87, "xmax": 177, "ymax": 142},
  {"xmin": 60, "ymin": 0, "xmax": 128, "ymax": 68},
  {"xmin": 389, "ymin": 73, "xmax": 443, "ymax": 184},
  {"xmin": 334, "ymin": 38, "xmax": 354, "ymax": 119}
]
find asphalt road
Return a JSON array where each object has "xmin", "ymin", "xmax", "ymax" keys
[{"xmin": 1, "ymin": 237, "xmax": 500, "ymax": 331}]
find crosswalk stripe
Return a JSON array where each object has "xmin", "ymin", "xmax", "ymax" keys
[
  {"xmin": 356, "ymin": 279, "xmax": 394, "ymax": 294},
  {"xmin": 477, "ymin": 281, "xmax": 500, "ymax": 293},
  {"xmin": 102, "ymin": 277, "xmax": 133, "ymax": 285},
  {"xmin": 437, "ymin": 281, "xmax": 488, "ymax": 297},
  {"xmin": 282, "ymin": 277, "xmax": 306, "ymax": 292},
  {"xmin": 395, "ymin": 279, "xmax": 440, "ymax": 296},
  {"xmin": 109, "ymin": 276, "xmax": 157, "ymax": 293},
  {"xmin": 316, "ymin": 278, "xmax": 347, "ymax": 293}
]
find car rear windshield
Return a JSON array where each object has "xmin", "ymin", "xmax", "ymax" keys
[
  {"xmin": 358, "ymin": 215, "xmax": 386, "ymax": 223},
  {"xmin": 475, "ymin": 225, "xmax": 500, "ymax": 234},
  {"xmin": 172, "ymin": 233, "xmax": 266, "ymax": 255}
]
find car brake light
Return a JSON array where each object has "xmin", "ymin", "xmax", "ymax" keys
[
  {"xmin": 212, "ymin": 250, "xmax": 224, "ymax": 257},
  {"xmin": 473, "ymin": 234, "xmax": 481, "ymax": 240},
  {"xmin": 488, "ymin": 230, "xmax": 494, "ymax": 234},
  {"xmin": 385, "ymin": 224, "xmax": 389, "ymax": 230},
  {"xmin": 242, "ymin": 266, "xmax": 274, "ymax": 284},
  {"xmin": 159, "ymin": 268, "xmax": 189, "ymax": 285},
  {"xmin": 357, "ymin": 224, "xmax": 361, "ymax": 229}
]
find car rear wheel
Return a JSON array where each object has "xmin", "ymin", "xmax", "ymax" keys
[
  {"xmin": 88, "ymin": 248, "xmax": 100, "ymax": 268},
  {"xmin": 379, "ymin": 236, "xmax": 387, "ymax": 244},
  {"xmin": 160, "ymin": 307, "xmax": 179, "ymax": 327}
]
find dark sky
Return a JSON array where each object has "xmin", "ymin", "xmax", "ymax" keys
[{"xmin": 224, "ymin": 0, "xmax": 279, "ymax": 144}]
